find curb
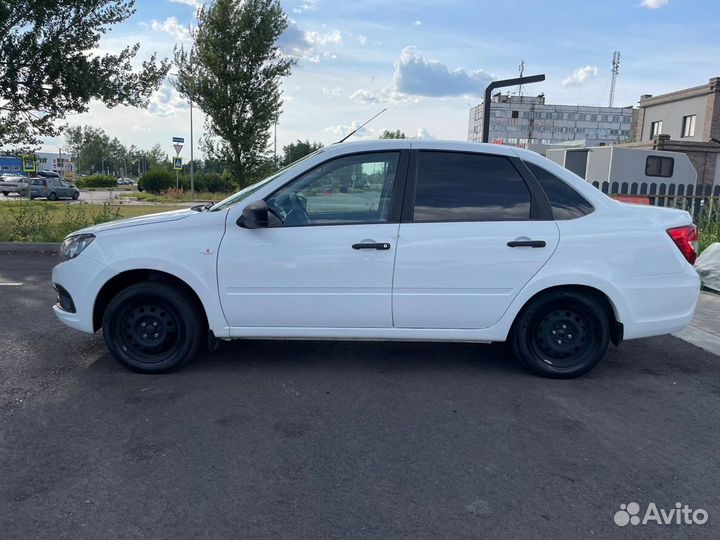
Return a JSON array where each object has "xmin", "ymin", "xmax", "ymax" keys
[{"xmin": 0, "ymin": 242, "xmax": 60, "ymax": 254}]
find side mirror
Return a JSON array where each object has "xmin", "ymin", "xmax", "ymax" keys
[{"xmin": 237, "ymin": 200, "xmax": 269, "ymax": 229}]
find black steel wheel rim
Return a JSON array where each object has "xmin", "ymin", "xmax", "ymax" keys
[
  {"xmin": 530, "ymin": 306, "xmax": 593, "ymax": 368},
  {"xmin": 114, "ymin": 298, "xmax": 183, "ymax": 364}
]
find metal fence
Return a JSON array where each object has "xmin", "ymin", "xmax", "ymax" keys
[{"xmin": 591, "ymin": 180, "xmax": 720, "ymax": 222}]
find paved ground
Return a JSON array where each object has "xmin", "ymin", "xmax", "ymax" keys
[
  {"xmin": 674, "ymin": 290, "xmax": 720, "ymax": 357},
  {"xmin": 1, "ymin": 253, "xmax": 719, "ymax": 539}
]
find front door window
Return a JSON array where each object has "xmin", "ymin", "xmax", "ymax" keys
[{"xmin": 266, "ymin": 152, "xmax": 400, "ymax": 226}]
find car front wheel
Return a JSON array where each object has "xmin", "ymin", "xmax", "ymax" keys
[
  {"xmin": 511, "ymin": 290, "xmax": 610, "ymax": 378},
  {"xmin": 102, "ymin": 282, "xmax": 204, "ymax": 373}
]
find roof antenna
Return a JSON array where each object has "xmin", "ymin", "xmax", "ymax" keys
[{"xmin": 334, "ymin": 108, "xmax": 387, "ymax": 144}]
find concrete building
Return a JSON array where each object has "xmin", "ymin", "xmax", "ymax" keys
[
  {"xmin": 0, "ymin": 153, "xmax": 76, "ymax": 179},
  {"xmin": 35, "ymin": 152, "xmax": 76, "ymax": 179},
  {"xmin": 629, "ymin": 77, "xmax": 720, "ymax": 190},
  {"xmin": 0, "ymin": 156, "xmax": 25, "ymax": 175},
  {"xmin": 634, "ymin": 77, "xmax": 720, "ymax": 143},
  {"xmin": 467, "ymin": 93, "xmax": 634, "ymax": 147}
]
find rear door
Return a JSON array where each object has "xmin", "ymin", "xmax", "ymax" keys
[{"xmin": 392, "ymin": 150, "xmax": 559, "ymax": 329}]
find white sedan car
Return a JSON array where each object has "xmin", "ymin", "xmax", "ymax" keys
[{"xmin": 52, "ymin": 140, "xmax": 700, "ymax": 378}]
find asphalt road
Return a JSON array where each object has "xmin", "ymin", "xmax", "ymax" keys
[{"xmin": 1, "ymin": 253, "xmax": 719, "ymax": 540}]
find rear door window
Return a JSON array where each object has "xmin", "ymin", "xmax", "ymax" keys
[
  {"xmin": 412, "ymin": 151, "xmax": 531, "ymax": 222},
  {"xmin": 524, "ymin": 162, "xmax": 594, "ymax": 220}
]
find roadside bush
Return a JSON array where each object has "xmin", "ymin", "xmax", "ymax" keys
[
  {"xmin": 178, "ymin": 170, "xmax": 236, "ymax": 193},
  {"xmin": 75, "ymin": 174, "xmax": 117, "ymax": 188},
  {"xmin": 139, "ymin": 167, "xmax": 175, "ymax": 194}
]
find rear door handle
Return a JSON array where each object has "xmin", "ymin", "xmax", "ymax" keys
[
  {"xmin": 352, "ymin": 242, "xmax": 391, "ymax": 250},
  {"xmin": 507, "ymin": 240, "xmax": 546, "ymax": 248}
]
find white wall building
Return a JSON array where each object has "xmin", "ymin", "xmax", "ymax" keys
[
  {"xmin": 468, "ymin": 93, "xmax": 634, "ymax": 148},
  {"xmin": 36, "ymin": 152, "xmax": 75, "ymax": 179}
]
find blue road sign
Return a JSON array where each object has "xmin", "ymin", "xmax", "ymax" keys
[{"xmin": 172, "ymin": 137, "xmax": 185, "ymax": 143}]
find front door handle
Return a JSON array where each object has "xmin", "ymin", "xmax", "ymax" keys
[
  {"xmin": 507, "ymin": 240, "xmax": 546, "ymax": 248},
  {"xmin": 352, "ymin": 242, "xmax": 391, "ymax": 250}
]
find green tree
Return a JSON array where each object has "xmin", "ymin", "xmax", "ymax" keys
[
  {"xmin": 282, "ymin": 139, "xmax": 323, "ymax": 165},
  {"xmin": 0, "ymin": 0, "xmax": 170, "ymax": 149},
  {"xmin": 65, "ymin": 126, "xmax": 168, "ymax": 176},
  {"xmin": 379, "ymin": 129, "xmax": 407, "ymax": 139},
  {"xmin": 174, "ymin": 0, "xmax": 295, "ymax": 185}
]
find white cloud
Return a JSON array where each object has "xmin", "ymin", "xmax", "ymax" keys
[
  {"xmin": 561, "ymin": 65, "xmax": 599, "ymax": 88},
  {"xmin": 350, "ymin": 47, "xmax": 493, "ymax": 104},
  {"xmin": 322, "ymin": 86, "xmax": 342, "ymax": 98},
  {"xmin": 293, "ymin": 0, "xmax": 319, "ymax": 13},
  {"xmin": 358, "ymin": 34, "xmax": 368, "ymax": 46},
  {"xmin": 304, "ymin": 29, "xmax": 342, "ymax": 47},
  {"xmin": 415, "ymin": 127, "xmax": 433, "ymax": 139},
  {"xmin": 413, "ymin": 20, "xmax": 422, "ymax": 26},
  {"xmin": 349, "ymin": 87, "xmax": 418, "ymax": 104},
  {"xmin": 168, "ymin": 0, "xmax": 202, "ymax": 8},
  {"xmin": 641, "ymin": 0, "xmax": 669, "ymax": 8},
  {"xmin": 324, "ymin": 121, "xmax": 376, "ymax": 140},
  {"xmin": 393, "ymin": 47, "xmax": 493, "ymax": 96},
  {"xmin": 150, "ymin": 16, "xmax": 190, "ymax": 41},
  {"xmin": 147, "ymin": 81, "xmax": 189, "ymax": 117},
  {"xmin": 278, "ymin": 21, "xmax": 341, "ymax": 63}
]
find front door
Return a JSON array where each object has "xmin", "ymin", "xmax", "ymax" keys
[
  {"xmin": 393, "ymin": 150, "xmax": 559, "ymax": 329},
  {"xmin": 218, "ymin": 151, "xmax": 407, "ymax": 328}
]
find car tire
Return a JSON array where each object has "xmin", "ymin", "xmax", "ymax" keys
[
  {"xmin": 47, "ymin": 191, "xmax": 58, "ymax": 201},
  {"xmin": 510, "ymin": 290, "xmax": 610, "ymax": 379},
  {"xmin": 2, "ymin": 192, "xmax": 8, "ymax": 197},
  {"xmin": 102, "ymin": 282, "xmax": 204, "ymax": 373},
  {"xmin": 72, "ymin": 192, "xmax": 79, "ymax": 200}
]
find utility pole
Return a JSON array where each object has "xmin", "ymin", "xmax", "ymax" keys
[
  {"xmin": 190, "ymin": 98, "xmax": 195, "ymax": 198},
  {"xmin": 609, "ymin": 51, "xmax": 620, "ymax": 108},
  {"xmin": 517, "ymin": 60, "xmax": 525, "ymax": 97},
  {"xmin": 189, "ymin": 72, "xmax": 195, "ymax": 199}
]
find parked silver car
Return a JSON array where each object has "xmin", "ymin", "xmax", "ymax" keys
[{"xmin": 28, "ymin": 177, "xmax": 80, "ymax": 200}]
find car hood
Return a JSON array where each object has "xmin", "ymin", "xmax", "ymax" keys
[{"xmin": 72, "ymin": 207, "xmax": 196, "ymax": 235}]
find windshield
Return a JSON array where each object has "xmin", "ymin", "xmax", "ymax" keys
[{"xmin": 210, "ymin": 150, "xmax": 323, "ymax": 212}]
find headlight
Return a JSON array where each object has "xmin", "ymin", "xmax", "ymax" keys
[{"xmin": 60, "ymin": 233, "xmax": 95, "ymax": 260}]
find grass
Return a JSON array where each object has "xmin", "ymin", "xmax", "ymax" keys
[{"xmin": 0, "ymin": 201, "xmax": 181, "ymax": 242}]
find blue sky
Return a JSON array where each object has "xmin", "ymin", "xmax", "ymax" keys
[{"xmin": 41, "ymin": 0, "xmax": 720, "ymax": 158}]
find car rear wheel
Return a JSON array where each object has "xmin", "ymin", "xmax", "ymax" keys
[
  {"xmin": 2, "ymin": 192, "xmax": 8, "ymax": 197},
  {"xmin": 511, "ymin": 290, "xmax": 610, "ymax": 378},
  {"xmin": 72, "ymin": 191, "xmax": 79, "ymax": 200},
  {"xmin": 47, "ymin": 191, "xmax": 57, "ymax": 201},
  {"xmin": 102, "ymin": 282, "xmax": 204, "ymax": 373}
]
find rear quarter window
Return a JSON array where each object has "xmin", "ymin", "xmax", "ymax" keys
[{"xmin": 524, "ymin": 162, "xmax": 594, "ymax": 220}]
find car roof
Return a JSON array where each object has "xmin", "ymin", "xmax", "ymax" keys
[{"xmin": 319, "ymin": 139, "xmax": 520, "ymax": 158}]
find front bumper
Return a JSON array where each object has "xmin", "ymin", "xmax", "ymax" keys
[{"xmin": 52, "ymin": 254, "xmax": 117, "ymax": 333}]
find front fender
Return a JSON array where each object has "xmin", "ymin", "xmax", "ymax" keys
[{"xmin": 105, "ymin": 256, "xmax": 230, "ymax": 337}]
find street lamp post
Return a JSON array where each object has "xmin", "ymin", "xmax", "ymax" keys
[
  {"xmin": 481, "ymin": 74, "xmax": 545, "ymax": 143},
  {"xmin": 190, "ymin": 95, "xmax": 194, "ymax": 199}
]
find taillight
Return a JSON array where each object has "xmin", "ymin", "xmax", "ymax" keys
[{"xmin": 667, "ymin": 225, "xmax": 698, "ymax": 265}]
